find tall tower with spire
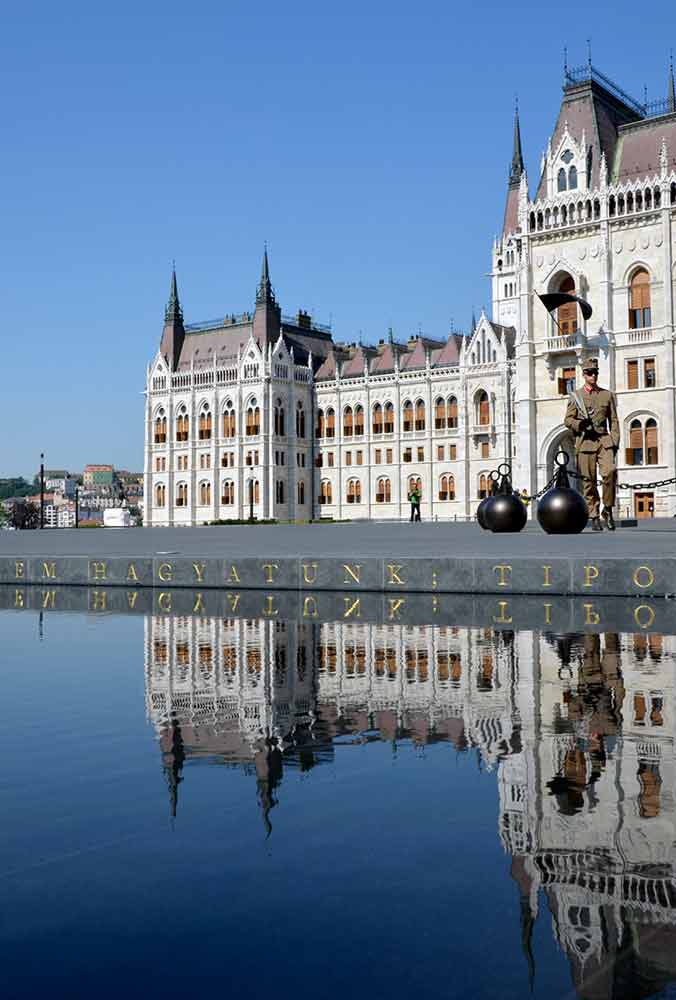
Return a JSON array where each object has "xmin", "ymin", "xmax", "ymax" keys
[
  {"xmin": 159, "ymin": 265, "xmax": 185, "ymax": 372},
  {"xmin": 503, "ymin": 101, "xmax": 525, "ymax": 235},
  {"xmin": 253, "ymin": 246, "xmax": 282, "ymax": 346}
]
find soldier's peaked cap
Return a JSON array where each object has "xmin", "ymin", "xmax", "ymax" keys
[{"xmin": 581, "ymin": 355, "xmax": 599, "ymax": 370}]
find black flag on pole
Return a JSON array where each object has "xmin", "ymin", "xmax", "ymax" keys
[{"xmin": 536, "ymin": 292, "xmax": 593, "ymax": 322}]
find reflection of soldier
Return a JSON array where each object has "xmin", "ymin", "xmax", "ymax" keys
[
  {"xmin": 254, "ymin": 736, "xmax": 283, "ymax": 837},
  {"xmin": 564, "ymin": 355, "xmax": 619, "ymax": 531}
]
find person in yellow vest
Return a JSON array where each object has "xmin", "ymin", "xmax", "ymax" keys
[{"xmin": 564, "ymin": 355, "xmax": 620, "ymax": 531}]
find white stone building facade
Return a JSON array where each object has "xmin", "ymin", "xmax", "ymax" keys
[{"xmin": 145, "ymin": 61, "xmax": 676, "ymax": 525}]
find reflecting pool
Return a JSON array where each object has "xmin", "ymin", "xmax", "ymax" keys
[{"xmin": 2, "ymin": 608, "xmax": 676, "ymax": 999}]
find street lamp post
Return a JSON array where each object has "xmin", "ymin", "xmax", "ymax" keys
[
  {"xmin": 75, "ymin": 487, "xmax": 80, "ymax": 529},
  {"xmin": 249, "ymin": 479, "xmax": 254, "ymax": 523},
  {"xmin": 39, "ymin": 453, "xmax": 45, "ymax": 530}
]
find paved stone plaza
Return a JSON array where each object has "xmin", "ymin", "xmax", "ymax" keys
[{"xmin": 1, "ymin": 520, "xmax": 676, "ymax": 595}]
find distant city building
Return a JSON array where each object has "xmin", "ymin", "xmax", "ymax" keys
[
  {"xmin": 145, "ymin": 59, "xmax": 676, "ymax": 523},
  {"xmin": 83, "ymin": 464, "xmax": 115, "ymax": 487},
  {"xmin": 44, "ymin": 473, "xmax": 77, "ymax": 498}
]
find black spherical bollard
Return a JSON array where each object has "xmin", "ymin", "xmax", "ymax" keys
[
  {"xmin": 484, "ymin": 464, "xmax": 528, "ymax": 533},
  {"xmin": 476, "ymin": 471, "xmax": 500, "ymax": 530},
  {"xmin": 537, "ymin": 451, "xmax": 588, "ymax": 534}
]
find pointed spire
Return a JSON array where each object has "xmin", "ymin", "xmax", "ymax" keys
[
  {"xmin": 256, "ymin": 243, "xmax": 276, "ymax": 305},
  {"xmin": 471, "ymin": 307, "xmax": 477, "ymax": 333},
  {"xmin": 508, "ymin": 99, "xmax": 524, "ymax": 187},
  {"xmin": 668, "ymin": 52, "xmax": 675, "ymax": 113},
  {"xmin": 165, "ymin": 262, "xmax": 183, "ymax": 323}
]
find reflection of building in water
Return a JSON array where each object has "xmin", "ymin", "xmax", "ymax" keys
[{"xmin": 145, "ymin": 616, "xmax": 676, "ymax": 996}]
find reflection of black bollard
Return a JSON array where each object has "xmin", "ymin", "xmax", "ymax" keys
[
  {"xmin": 484, "ymin": 463, "xmax": 528, "ymax": 533},
  {"xmin": 536, "ymin": 450, "xmax": 588, "ymax": 534},
  {"xmin": 476, "ymin": 470, "xmax": 499, "ymax": 530}
]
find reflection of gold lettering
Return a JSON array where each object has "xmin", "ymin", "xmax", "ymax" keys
[
  {"xmin": 493, "ymin": 600, "xmax": 512, "ymax": 623},
  {"xmin": 634, "ymin": 604, "xmax": 655, "ymax": 629},
  {"xmin": 388, "ymin": 598, "xmax": 405, "ymax": 620},
  {"xmin": 543, "ymin": 603, "xmax": 552, "ymax": 625},
  {"xmin": 193, "ymin": 562, "xmax": 206, "ymax": 582},
  {"xmin": 542, "ymin": 565, "xmax": 552, "ymax": 588},
  {"xmin": 193, "ymin": 593, "xmax": 205, "ymax": 614},
  {"xmin": 92, "ymin": 590, "xmax": 107, "ymax": 611},
  {"xmin": 158, "ymin": 592, "xmax": 171, "ymax": 612},
  {"xmin": 633, "ymin": 566, "xmax": 655, "ymax": 590},
  {"xmin": 303, "ymin": 596, "xmax": 318, "ymax": 617},
  {"xmin": 343, "ymin": 564, "xmax": 361, "ymax": 584},
  {"xmin": 225, "ymin": 565, "xmax": 240, "ymax": 584},
  {"xmin": 343, "ymin": 597, "xmax": 361, "ymax": 618},
  {"xmin": 387, "ymin": 564, "xmax": 405, "ymax": 586},
  {"xmin": 226, "ymin": 593, "xmax": 240, "ymax": 613},
  {"xmin": 158, "ymin": 563, "xmax": 173, "ymax": 582},
  {"xmin": 432, "ymin": 595, "xmax": 438, "ymax": 612},
  {"xmin": 493, "ymin": 564, "xmax": 512, "ymax": 587},
  {"xmin": 15, "ymin": 560, "xmax": 24, "ymax": 579},
  {"xmin": 127, "ymin": 563, "xmax": 139, "ymax": 582},
  {"xmin": 583, "ymin": 603, "xmax": 600, "ymax": 625},
  {"xmin": 584, "ymin": 565, "xmax": 599, "ymax": 587},
  {"xmin": 302, "ymin": 562, "xmax": 318, "ymax": 584},
  {"xmin": 262, "ymin": 595, "xmax": 278, "ymax": 616},
  {"xmin": 42, "ymin": 590, "xmax": 55, "ymax": 609},
  {"xmin": 262, "ymin": 563, "xmax": 279, "ymax": 583},
  {"xmin": 127, "ymin": 591, "xmax": 138, "ymax": 609},
  {"xmin": 15, "ymin": 589, "xmax": 24, "ymax": 608},
  {"xmin": 91, "ymin": 561, "xmax": 107, "ymax": 581},
  {"xmin": 42, "ymin": 562, "xmax": 56, "ymax": 579}
]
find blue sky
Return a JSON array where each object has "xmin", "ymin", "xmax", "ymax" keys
[{"xmin": 2, "ymin": 0, "xmax": 674, "ymax": 475}]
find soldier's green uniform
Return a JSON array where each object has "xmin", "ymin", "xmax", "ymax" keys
[{"xmin": 564, "ymin": 356, "xmax": 620, "ymax": 529}]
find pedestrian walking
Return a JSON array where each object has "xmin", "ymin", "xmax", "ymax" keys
[
  {"xmin": 408, "ymin": 486, "xmax": 421, "ymax": 522},
  {"xmin": 564, "ymin": 355, "xmax": 619, "ymax": 531}
]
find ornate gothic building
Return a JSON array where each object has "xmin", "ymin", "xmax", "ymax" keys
[{"xmin": 145, "ymin": 60, "xmax": 676, "ymax": 524}]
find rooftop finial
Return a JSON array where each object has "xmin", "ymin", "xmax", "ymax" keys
[
  {"xmin": 668, "ymin": 51, "xmax": 675, "ymax": 112},
  {"xmin": 508, "ymin": 98, "xmax": 525, "ymax": 186},
  {"xmin": 563, "ymin": 45, "xmax": 568, "ymax": 78},
  {"xmin": 256, "ymin": 244, "xmax": 275, "ymax": 305},
  {"xmin": 586, "ymin": 37, "xmax": 592, "ymax": 71},
  {"xmin": 165, "ymin": 262, "xmax": 182, "ymax": 323}
]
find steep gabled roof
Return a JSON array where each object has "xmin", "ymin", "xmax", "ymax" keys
[
  {"xmin": 401, "ymin": 338, "xmax": 428, "ymax": 370},
  {"xmin": 315, "ymin": 351, "xmax": 337, "ymax": 381},
  {"xmin": 431, "ymin": 334, "xmax": 463, "ymax": 368}
]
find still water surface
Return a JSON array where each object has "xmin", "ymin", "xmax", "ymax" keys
[{"xmin": 2, "ymin": 610, "xmax": 676, "ymax": 999}]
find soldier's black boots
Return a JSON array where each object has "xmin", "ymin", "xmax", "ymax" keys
[
  {"xmin": 602, "ymin": 508, "xmax": 616, "ymax": 531},
  {"xmin": 591, "ymin": 517, "xmax": 603, "ymax": 531}
]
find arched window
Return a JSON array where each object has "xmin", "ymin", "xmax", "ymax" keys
[
  {"xmin": 438, "ymin": 475, "xmax": 455, "ymax": 501},
  {"xmin": 354, "ymin": 405, "xmax": 364, "ymax": 436},
  {"xmin": 629, "ymin": 269, "xmax": 651, "ymax": 329},
  {"xmin": 557, "ymin": 275, "xmax": 578, "ymax": 334},
  {"xmin": 568, "ymin": 166, "xmax": 577, "ymax": 190},
  {"xmin": 609, "ymin": 195, "xmax": 616, "ymax": 217},
  {"xmin": 638, "ymin": 761, "xmax": 662, "ymax": 819},
  {"xmin": 384, "ymin": 402, "xmax": 394, "ymax": 434},
  {"xmin": 198, "ymin": 407, "xmax": 212, "ymax": 441},
  {"xmin": 316, "ymin": 408, "xmax": 325, "ymax": 438},
  {"xmin": 199, "ymin": 481, "xmax": 211, "ymax": 505},
  {"xmin": 297, "ymin": 481, "xmax": 305, "ymax": 504},
  {"xmin": 655, "ymin": 187, "xmax": 661, "ymax": 208},
  {"xmin": 402, "ymin": 400, "xmax": 413, "ymax": 433},
  {"xmin": 222, "ymin": 402, "xmax": 236, "ymax": 438},
  {"xmin": 347, "ymin": 478, "xmax": 362, "ymax": 504},
  {"xmin": 296, "ymin": 402, "xmax": 306, "ymax": 438},
  {"xmin": 274, "ymin": 401, "xmax": 285, "ymax": 437},
  {"xmin": 477, "ymin": 390, "xmax": 490, "ymax": 426},
  {"xmin": 646, "ymin": 418, "xmax": 658, "ymax": 464},
  {"xmin": 477, "ymin": 473, "xmax": 488, "ymax": 499},
  {"xmin": 376, "ymin": 477, "xmax": 391, "ymax": 503},
  {"xmin": 343, "ymin": 406, "xmax": 353, "ymax": 437},
  {"xmin": 372, "ymin": 402, "xmax": 383, "ymax": 435},
  {"xmin": 247, "ymin": 479, "xmax": 260, "ymax": 504},
  {"xmin": 155, "ymin": 483, "xmax": 166, "ymax": 507},
  {"xmin": 154, "ymin": 410, "xmax": 167, "ymax": 444},
  {"xmin": 176, "ymin": 409, "xmax": 189, "ymax": 442},
  {"xmin": 627, "ymin": 419, "xmax": 643, "ymax": 465},
  {"xmin": 319, "ymin": 479, "xmax": 332, "ymax": 505},
  {"xmin": 246, "ymin": 400, "xmax": 260, "ymax": 436},
  {"xmin": 636, "ymin": 190, "xmax": 643, "ymax": 211},
  {"xmin": 326, "ymin": 407, "xmax": 335, "ymax": 438},
  {"xmin": 276, "ymin": 479, "xmax": 285, "ymax": 503},
  {"xmin": 627, "ymin": 191, "xmax": 634, "ymax": 213},
  {"xmin": 671, "ymin": 181, "xmax": 676, "ymax": 205},
  {"xmin": 407, "ymin": 475, "xmax": 422, "ymax": 499},
  {"xmin": 176, "ymin": 482, "xmax": 188, "ymax": 507},
  {"xmin": 529, "ymin": 211, "xmax": 536, "ymax": 232},
  {"xmin": 435, "ymin": 397, "xmax": 445, "ymax": 429},
  {"xmin": 618, "ymin": 194, "xmax": 625, "ymax": 215},
  {"xmin": 645, "ymin": 188, "xmax": 652, "ymax": 209},
  {"xmin": 557, "ymin": 167, "xmax": 567, "ymax": 192},
  {"xmin": 221, "ymin": 480, "xmax": 235, "ymax": 505}
]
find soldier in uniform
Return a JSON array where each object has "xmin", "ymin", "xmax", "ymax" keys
[{"xmin": 564, "ymin": 356, "xmax": 620, "ymax": 531}]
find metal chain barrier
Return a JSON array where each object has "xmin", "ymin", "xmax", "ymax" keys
[{"xmin": 522, "ymin": 467, "xmax": 676, "ymax": 502}]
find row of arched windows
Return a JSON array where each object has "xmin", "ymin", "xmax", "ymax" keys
[
  {"xmin": 154, "ymin": 401, "xmax": 265, "ymax": 443},
  {"xmin": 317, "ymin": 397, "xmax": 473, "ymax": 437},
  {"xmin": 318, "ymin": 476, "xmax": 457, "ymax": 504},
  {"xmin": 155, "ymin": 478, "xmax": 310, "ymax": 507},
  {"xmin": 529, "ymin": 184, "xmax": 676, "ymax": 234}
]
